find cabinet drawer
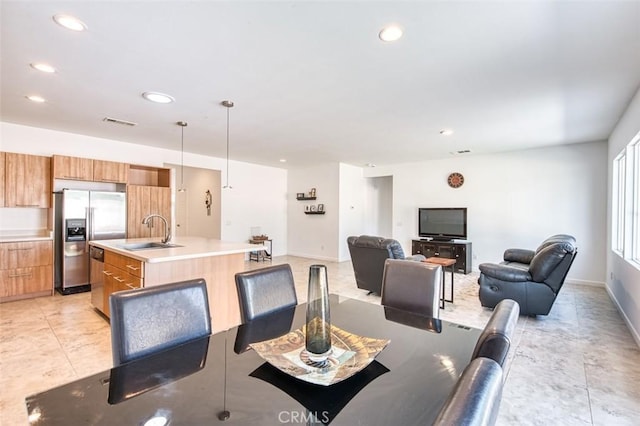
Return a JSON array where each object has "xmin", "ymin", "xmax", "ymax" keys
[
  {"xmin": 105, "ymin": 266, "xmax": 143, "ymax": 291},
  {"xmin": 105, "ymin": 251, "xmax": 144, "ymax": 278},
  {"xmin": 0, "ymin": 241, "xmax": 53, "ymax": 270},
  {"xmin": 103, "ymin": 264, "xmax": 143, "ymax": 318},
  {"xmin": 0, "ymin": 266, "xmax": 53, "ymax": 299}
]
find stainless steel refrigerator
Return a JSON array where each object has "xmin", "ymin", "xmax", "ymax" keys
[{"xmin": 54, "ymin": 189, "xmax": 126, "ymax": 294}]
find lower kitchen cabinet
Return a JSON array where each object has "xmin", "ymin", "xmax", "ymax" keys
[
  {"xmin": 0, "ymin": 240, "xmax": 53, "ymax": 302},
  {"xmin": 101, "ymin": 251, "xmax": 144, "ymax": 318}
]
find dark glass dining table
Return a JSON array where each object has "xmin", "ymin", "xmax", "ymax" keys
[{"xmin": 25, "ymin": 295, "xmax": 481, "ymax": 425}]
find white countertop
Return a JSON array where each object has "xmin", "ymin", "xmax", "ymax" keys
[
  {"xmin": 89, "ymin": 237, "xmax": 260, "ymax": 263},
  {"xmin": 0, "ymin": 229, "xmax": 53, "ymax": 242}
]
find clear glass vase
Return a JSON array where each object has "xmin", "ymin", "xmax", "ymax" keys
[{"xmin": 304, "ymin": 264, "xmax": 332, "ymax": 362}]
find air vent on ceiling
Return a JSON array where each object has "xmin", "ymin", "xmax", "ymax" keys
[{"xmin": 103, "ymin": 117, "xmax": 137, "ymax": 127}]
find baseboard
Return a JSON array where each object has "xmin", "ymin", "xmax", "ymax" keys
[
  {"xmin": 565, "ymin": 278, "xmax": 605, "ymax": 287},
  {"xmin": 605, "ymin": 284, "xmax": 640, "ymax": 349}
]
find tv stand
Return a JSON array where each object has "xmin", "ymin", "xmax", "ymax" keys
[{"xmin": 412, "ymin": 239, "xmax": 472, "ymax": 274}]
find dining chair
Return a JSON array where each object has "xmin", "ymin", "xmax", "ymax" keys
[
  {"xmin": 235, "ymin": 263, "xmax": 298, "ymax": 322},
  {"xmin": 433, "ymin": 357, "xmax": 504, "ymax": 426},
  {"xmin": 471, "ymin": 299, "xmax": 520, "ymax": 368},
  {"xmin": 380, "ymin": 258, "xmax": 442, "ymax": 318},
  {"xmin": 109, "ymin": 279, "xmax": 212, "ymax": 366}
]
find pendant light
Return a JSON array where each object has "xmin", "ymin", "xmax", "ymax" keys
[
  {"xmin": 176, "ymin": 121, "xmax": 188, "ymax": 192},
  {"xmin": 221, "ymin": 100, "xmax": 234, "ymax": 189}
]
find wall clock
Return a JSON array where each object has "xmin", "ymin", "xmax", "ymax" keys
[{"xmin": 447, "ymin": 172, "xmax": 465, "ymax": 188}]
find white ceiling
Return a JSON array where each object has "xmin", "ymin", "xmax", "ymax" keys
[{"xmin": 1, "ymin": 1, "xmax": 639, "ymax": 169}]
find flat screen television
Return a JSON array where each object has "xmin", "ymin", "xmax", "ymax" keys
[{"xmin": 418, "ymin": 208, "xmax": 467, "ymax": 241}]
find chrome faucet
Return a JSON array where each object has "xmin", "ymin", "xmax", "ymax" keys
[{"xmin": 141, "ymin": 214, "xmax": 171, "ymax": 244}]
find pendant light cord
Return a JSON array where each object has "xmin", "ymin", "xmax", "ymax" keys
[
  {"xmin": 221, "ymin": 100, "xmax": 234, "ymax": 189},
  {"xmin": 225, "ymin": 105, "xmax": 230, "ymax": 188},
  {"xmin": 177, "ymin": 121, "xmax": 187, "ymax": 192},
  {"xmin": 181, "ymin": 124, "xmax": 185, "ymax": 187}
]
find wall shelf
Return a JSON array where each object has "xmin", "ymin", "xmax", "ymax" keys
[
  {"xmin": 296, "ymin": 196, "xmax": 317, "ymax": 201},
  {"xmin": 305, "ymin": 211, "xmax": 325, "ymax": 215}
]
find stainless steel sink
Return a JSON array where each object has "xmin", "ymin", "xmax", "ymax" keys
[{"xmin": 119, "ymin": 242, "xmax": 183, "ymax": 251}]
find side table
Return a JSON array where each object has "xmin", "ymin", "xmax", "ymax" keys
[
  {"xmin": 424, "ymin": 257, "xmax": 456, "ymax": 309},
  {"xmin": 249, "ymin": 239, "xmax": 272, "ymax": 262}
]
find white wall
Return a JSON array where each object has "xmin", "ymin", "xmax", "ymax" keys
[
  {"xmin": 167, "ymin": 164, "xmax": 221, "ymax": 239},
  {"xmin": 287, "ymin": 163, "xmax": 340, "ymax": 260},
  {"xmin": 338, "ymin": 163, "xmax": 367, "ymax": 261},
  {"xmin": 0, "ymin": 122, "xmax": 288, "ymax": 256},
  {"xmin": 364, "ymin": 141, "xmax": 608, "ymax": 284},
  {"xmin": 607, "ymin": 88, "xmax": 640, "ymax": 345}
]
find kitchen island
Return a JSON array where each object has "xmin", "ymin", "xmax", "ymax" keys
[{"xmin": 89, "ymin": 237, "xmax": 259, "ymax": 333}]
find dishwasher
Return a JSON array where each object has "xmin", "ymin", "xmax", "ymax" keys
[{"xmin": 89, "ymin": 246, "xmax": 105, "ymax": 313}]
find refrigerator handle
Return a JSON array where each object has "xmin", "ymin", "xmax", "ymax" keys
[{"xmin": 88, "ymin": 207, "xmax": 95, "ymax": 242}]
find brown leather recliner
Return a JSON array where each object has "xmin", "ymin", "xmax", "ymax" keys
[
  {"xmin": 347, "ymin": 235, "xmax": 425, "ymax": 295},
  {"xmin": 478, "ymin": 235, "xmax": 577, "ymax": 316}
]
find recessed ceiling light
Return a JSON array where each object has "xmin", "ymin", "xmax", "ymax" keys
[
  {"xmin": 26, "ymin": 95, "xmax": 46, "ymax": 103},
  {"xmin": 142, "ymin": 92, "xmax": 175, "ymax": 104},
  {"xmin": 379, "ymin": 25, "xmax": 403, "ymax": 42},
  {"xmin": 440, "ymin": 129, "xmax": 454, "ymax": 136},
  {"xmin": 53, "ymin": 14, "xmax": 87, "ymax": 32},
  {"xmin": 30, "ymin": 63, "xmax": 56, "ymax": 73},
  {"xmin": 279, "ymin": 159, "xmax": 287, "ymax": 163}
]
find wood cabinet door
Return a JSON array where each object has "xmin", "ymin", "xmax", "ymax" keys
[
  {"xmin": 126, "ymin": 185, "xmax": 151, "ymax": 238},
  {"xmin": 0, "ymin": 241, "xmax": 52, "ymax": 270},
  {"xmin": 5, "ymin": 153, "xmax": 51, "ymax": 208},
  {"xmin": 149, "ymin": 187, "xmax": 171, "ymax": 239},
  {"xmin": 0, "ymin": 266, "xmax": 52, "ymax": 299},
  {"xmin": 52, "ymin": 155, "xmax": 93, "ymax": 181},
  {"xmin": 93, "ymin": 160, "xmax": 128, "ymax": 183},
  {"xmin": 0, "ymin": 152, "xmax": 5, "ymax": 207}
]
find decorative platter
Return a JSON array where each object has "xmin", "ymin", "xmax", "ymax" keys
[{"xmin": 249, "ymin": 325, "xmax": 389, "ymax": 386}]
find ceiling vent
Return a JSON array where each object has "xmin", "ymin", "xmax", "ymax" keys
[{"xmin": 103, "ymin": 117, "xmax": 137, "ymax": 127}]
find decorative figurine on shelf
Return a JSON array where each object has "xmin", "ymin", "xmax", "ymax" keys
[
  {"xmin": 205, "ymin": 190, "xmax": 212, "ymax": 216},
  {"xmin": 310, "ymin": 188, "xmax": 316, "ymax": 197}
]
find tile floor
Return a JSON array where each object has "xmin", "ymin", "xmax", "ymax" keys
[{"xmin": 1, "ymin": 255, "xmax": 639, "ymax": 425}]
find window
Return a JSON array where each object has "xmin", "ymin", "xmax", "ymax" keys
[
  {"xmin": 613, "ymin": 131, "xmax": 640, "ymax": 267},
  {"xmin": 612, "ymin": 152, "xmax": 626, "ymax": 254}
]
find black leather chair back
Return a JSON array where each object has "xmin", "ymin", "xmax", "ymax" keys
[
  {"xmin": 235, "ymin": 264, "xmax": 298, "ymax": 322},
  {"xmin": 471, "ymin": 299, "xmax": 519, "ymax": 368},
  {"xmin": 347, "ymin": 235, "xmax": 407, "ymax": 295},
  {"xmin": 433, "ymin": 357, "xmax": 504, "ymax": 426},
  {"xmin": 381, "ymin": 258, "xmax": 441, "ymax": 317},
  {"xmin": 109, "ymin": 279, "xmax": 211, "ymax": 366}
]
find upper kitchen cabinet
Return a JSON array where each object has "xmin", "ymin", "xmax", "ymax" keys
[
  {"xmin": 52, "ymin": 155, "xmax": 93, "ymax": 181},
  {"xmin": 93, "ymin": 160, "xmax": 128, "ymax": 183},
  {"xmin": 0, "ymin": 152, "xmax": 5, "ymax": 206},
  {"xmin": 126, "ymin": 185, "xmax": 171, "ymax": 238},
  {"xmin": 53, "ymin": 155, "xmax": 128, "ymax": 184},
  {"xmin": 4, "ymin": 153, "xmax": 51, "ymax": 208},
  {"xmin": 128, "ymin": 164, "xmax": 170, "ymax": 187}
]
